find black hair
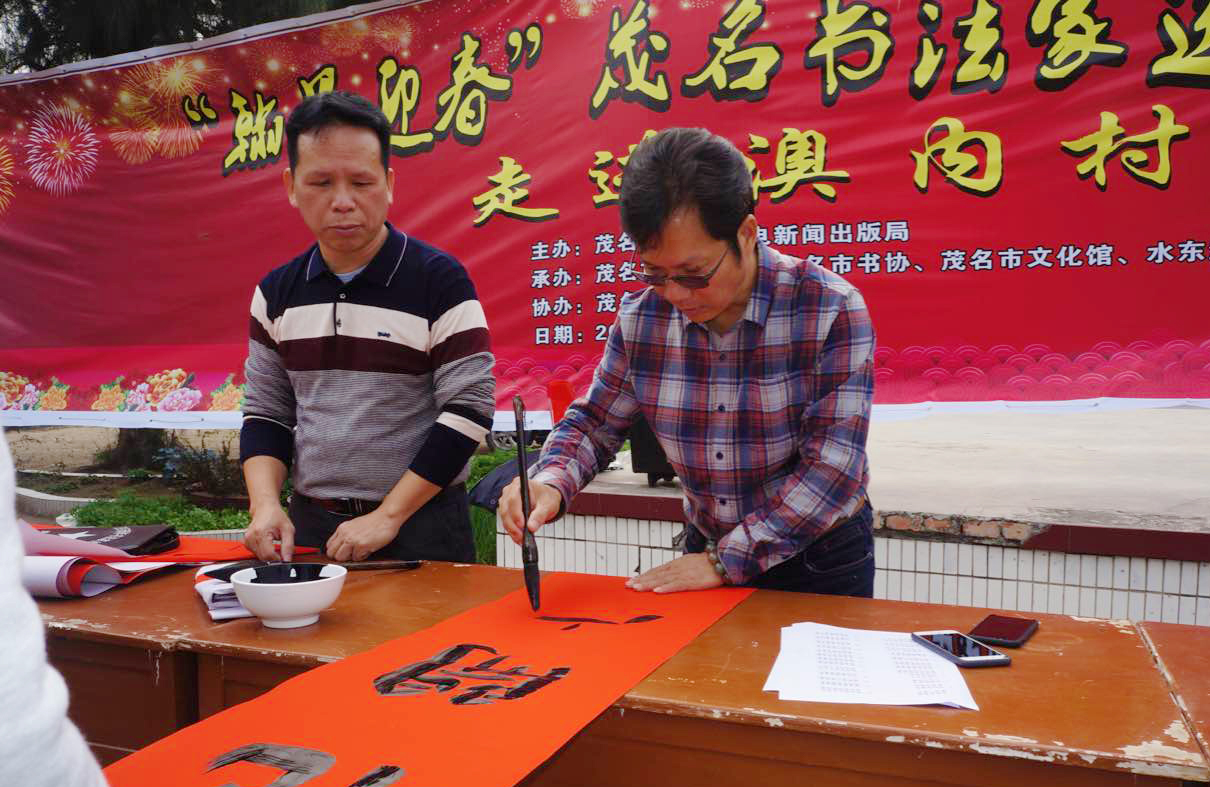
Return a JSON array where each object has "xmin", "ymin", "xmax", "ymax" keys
[
  {"xmin": 619, "ymin": 127, "xmax": 756, "ymax": 254},
  {"xmin": 285, "ymin": 91, "xmax": 391, "ymax": 172}
]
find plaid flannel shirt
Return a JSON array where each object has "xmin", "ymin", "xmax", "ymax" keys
[{"xmin": 531, "ymin": 243, "xmax": 874, "ymax": 584}]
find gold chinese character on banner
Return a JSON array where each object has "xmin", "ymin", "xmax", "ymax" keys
[
  {"xmin": 953, "ymin": 0, "xmax": 1008, "ymax": 94},
  {"xmin": 682, "ymin": 0, "xmax": 783, "ymax": 102},
  {"xmin": 223, "ymin": 89, "xmax": 283, "ymax": 175},
  {"xmin": 434, "ymin": 33, "xmax": 513, "ymax": 145},
  {"xmin": 910, "ymin": 1, "xmax": 947, "ymax": 100},
  {"xmin": 910, "ymin": 117, "xmax": 1002, "ymax": 196},
  {"xmin": 378, "ymin": 57, "xmax": 435, "ymax": 156},
  {"xmin": 1148, "ymin": 0, "xmax": 1210, "ymax": 89},
  {"xmin": 1026, "ymin": 0, "xmax": 1127, "ymax": 91},
  {"xmin": 589, "ymin": 129, "xmax": 657, "ymax": 207},
  {"xmin": 749, "ymin": 128, "xmax": 850, "ymax": 202},
  {"xmin": 298, "ymin": 65, "xmax": 337, "ymax": 98},
  {"xmin": 804, "ymin": 0, "xmax": 895, "ymax": 107},
  {"xmin": 1060, "ymin": 104, "xmax": 1190, "ymax": 190},
  {"xmin": 472, "ymin": 156, "xmax": 559, "ymax": 226},
  {"xmin": 590, "ymin": 0, "xmax": 671, "ymax": 118}
]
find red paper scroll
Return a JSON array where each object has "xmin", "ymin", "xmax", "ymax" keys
[{"xmin": 104, "ymin": 572, "xmax": 753, "ymax": 786}]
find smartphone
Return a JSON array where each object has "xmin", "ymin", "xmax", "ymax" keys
[
  {"xmin": 969, "ymin": 614, "xmax": 1039, "ymax": 648},
  {"xmin": 911, "ymin": 630, "xmax": 1011, "ymax": 667}
]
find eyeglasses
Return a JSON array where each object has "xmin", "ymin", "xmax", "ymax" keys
[{"xmin": 632, "ymin": 247, "xmax": 728, "ymax": 290}]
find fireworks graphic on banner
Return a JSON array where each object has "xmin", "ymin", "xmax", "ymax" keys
[
  {"xmin": 0, "ymin": 143, "xmax": 14, "ymax": 214},
  {"xmin": 24, "ymin": 106, "xmax": 100, "ymax": 196},
  {"xmin": 319, "ymin": 13, "xmax": 416, "ymax": 57},
  {"xmin": 110, "ymin": 58, "xmax": 210, "ymax": 162},
  {"xmin": 560, "ymin": 0, "xmax": 610, "ymax": 16}
]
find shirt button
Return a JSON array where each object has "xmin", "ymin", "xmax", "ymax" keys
[
  {"xmin": 335, "ymin": 319, "xmax": 342, "ymax": 328},
  {"xmin": 339, "ymin": 293, "xmax": 347, "ymax": 300},
  {"xmin": 719, "ymin": 499, "xmax": 727, "ymax": 505},
  {"xmin": 715, "ymin": 451, "xmax": 723, "ymax": 460},
  {"xmin": 719, "ymin": 353, "xmax": 726, "ymax": 360},
  {"xmin": 717, "ymin": 404, "xmax": 725, "ymax": 412}
]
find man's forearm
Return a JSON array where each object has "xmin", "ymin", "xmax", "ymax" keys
[
  {"xmin": 378, "ymin": 470, "xmax": 442, "ymax": 527},
  {"xmin": 243, "ymin": 455, "xmax": 288, "ymax": 513}
]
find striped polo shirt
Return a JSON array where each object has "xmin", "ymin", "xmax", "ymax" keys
[{"xmin": 239, "ymin": 223, "xmax": 496, "ymax": 500}]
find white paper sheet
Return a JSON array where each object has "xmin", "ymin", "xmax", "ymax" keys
[{"xmin": 764, "ymin": 622, "xmax": 979, "ymax": 710}]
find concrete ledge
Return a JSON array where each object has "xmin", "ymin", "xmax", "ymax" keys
[{"xmin": 15, "ymin": 486, "xmax": 98, "ymax": 519}]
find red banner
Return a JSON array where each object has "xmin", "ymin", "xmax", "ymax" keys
[{"xmin": 0, "ymin": 0, "xmax": 1207, "ymax": 424}]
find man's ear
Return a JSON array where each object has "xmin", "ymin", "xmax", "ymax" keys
[
  {"xmin": 738, "ymin": 214, "xmax": 759, "ymax": 252},
  {"xmin": 283, "ymin": 167, "xmax": 297, "ymax": 208}
]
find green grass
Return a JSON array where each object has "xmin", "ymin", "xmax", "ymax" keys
[
  {"xmin": 466, "ymin": 447, "xmax": 515, "ymax": 565},
  {"xmin": 72, "ymin": 492, "xmax": 250, "ymax": 532}
]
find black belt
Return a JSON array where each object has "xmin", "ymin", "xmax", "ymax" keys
[{"xmin": 295, "ymin": 494, "xmax": 381, "ymax": 517}]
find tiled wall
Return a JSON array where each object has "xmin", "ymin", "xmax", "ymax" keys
[{"xmin": 496, "ymin": 515, "xmax": 1210, "ymax": 626}]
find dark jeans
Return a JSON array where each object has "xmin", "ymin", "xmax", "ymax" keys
[
  {"xmin": 685, "ymin": 500, "xmax": 875, "ymax": 597},
  {"xmin": 288, "ymin": 483, "xmax": 475, "ymax": 563}
]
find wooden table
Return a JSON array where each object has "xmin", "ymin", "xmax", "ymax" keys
[
  {"xmin": 1141, "ymin": 621, "xmax": 1210, "ymax": 768},
  {"xmin": 42, "ymin": 563, "xmax": 1209, "ymax": 784}
]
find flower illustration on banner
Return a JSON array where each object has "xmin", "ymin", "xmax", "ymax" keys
[
  {"xmin": 159, "ymin": 386, "xmax": 203, "ymax": 412},
  {"xmin": 91, "ymin": 377, "xmax": 127, "ymax": 411},
  {"xmin": 0, "ymin": 372, "xmax": 29, "ymax": 405},
  {"xmin": 1, "ymin": 382, "xmax": 44, "ymax": 411},
  {"xmin": 120, "ymin": 368, "xmax": 203, "ymax": 412},
  {"xmin": 125, "ymin": 383, "xmax": 153, "ymax": 412},
  {"xmin": 208, "ymin": 376, "xmax": 246, "ymax": 411},
  {"xmin": 0, "ymin": 142, "xmax": 14, "ymax": 215},
  {"xmin": 36, "ymin": 378, "xmax": 69, "ymax": 411},
  {"xmin": 145, "ymin": 368, "xmax": 190, "ymax": 406},
  {"xmin": 24, "ymin": 106, "xmax": 100, "ymax": 196}
]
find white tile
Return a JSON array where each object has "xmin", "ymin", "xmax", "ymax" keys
[
  {"xmin": 1130, "ymin": 557, "xmax": 1149, "ymax": 591},
  {"xmin": 929, "ymin": 574, "xmax": 944, "ymax": 604},
  {"xmin": 1062, "ymin": 585, "xmax": 1079, "ymax": 615},
  {"xmin": 1164, "ymin": 561, "xmax": 1182, "ymax": 594},
  {"xmin": 1113, "ymin": 556, "xmax": 1130, "ymax": 590},
  {"xmin": 577, "ymin": 540, "xmax": 588, "ymax": 573},
  {"xmin": 987, "ymin": 579, "xmax": 1003, "ymax": 609},
  {"xmin": 1200, "ymin": 563, "xmax": 1210, "ymax": 596},
  {"xmin": 1096, "ymin": 556, "xmax": 1113, "ymax": 589},
  {"xmin": 1079, "ymin": 554, "xmax": 1097, "ymax": 586},
  {"xmin": 639, "ymin": 547, "xmax": 652, "ymax": 574},
  {"xmin": 972, "ymin": 578, "xmax": 988, "ymax": 608},
  {"xmin": 987, "ymin": 546, "xmax": 1003, "ymax": 579},
  {"xmin": 1181, "ymin": 561, "xmax": 1200, "ymax": 595},
  {"xmin": 1128, "ymin": 592, "xmax": 1145, "ymax": 621},
  {"xmin": 1051, "ymin": 584, "xmax": 1067, "ymax": 614},
  {"xmin": 1064, "ymin": 554, "xmax": 1082, "ymax": 585},
  {"xmin": 1111, "ymin": 590, "xmax": 1129, "ymax": 619},
  {"xmin": 930, "ymin": 542, "xmax": 945, "ymax": 573},
  {"xmin": 1087, "ymin": 588, "xmax": 1104, "ymax": 617},
  {"xmin": 1145, "ymin": 593, "xmax": 1163, "ymax": 622},
  {"xmin": 1179, "ymin": 595, "xmax": 1197, "ymax": 625},
  {"xmin": 1084, "ymin": 586, "xmax": 1103, "ymax": 615},
  {"xmin": 626, "ymin": 545, "xmax": 640, "ymax": 575},
  {"xmin": 958, "ymin": 544, "xmax": 973, "ymax": 575},
  {"xmin": 1162, "ymin": 594, "xmax": 1180, "ymax": 623},
  {"xmin": 957, "ymin": 576, "xmax": 972, "ymax": 606},
  {"xmin": 943, "ymin": 575, "xmax": 958, "ymax": 605},
  {"xmin": 916, "ymin": 573, "xmax": 930, "ymax": 603},
  {"xmin": 973, "ymin": 545, "xmax": 988, "ymax": 578},
  {"xmin": 1033, "ymin": 551, "xmax": 1052, "ymax": 583},
  {"xmin": 875, "ymin": 537, "xmax": 888, "ymax": 568},
  {"xmin": 572, "ymin": 515, "xmax": 585, "ymax": 540},
  {"xmin": 604, "ymin": 541, "xmax": 616, "ymax": 575},
  {"xmin": 1015, "ymin": 581, "xmax": 1032, "ymax": 612},
  {"xmin": 1005, "ymin": 581, "xmax": 1022, "ymax": 611},
  {"xmin": 591, "ymin": 544, "xmax": 608, "ymax": 574},
  {"xmin": 901, "ymin": 538, "xmax": 916, "ymax": 572},
  {"xmin": 1198, "ymin": 597, "xmax": 1210, "ymax": 627},
  {"xmin": 900, "ymin": 570, "xmax": 916, "ymax": 602},
  {"xmin": 642, "ymin": 519, "xmax": 655, "ymax": 547},
  {"xmin": 1147, "ymin": 559, "xmax": 1165, "ymax": 592},
  {"xmin": 495, "ymin": 534, "xmax": 505, "ymax": 567},
  {"xmin": 873, "ymin": 569, "xmax": 888, "ymax": 600},
  {"xmin": 917, "ymin": 541, "xmax": 931, "ymax": 573},
  {"xmin": 1002, "ymin": 548, "xmax": 1019, "ymax": 580},
  {"xmin": 887, "ymin": 537, "xmax": 902, "ymax": 570},
  {"xmin": 943, "ymin": 543, "xmax": 959, "ymax": 574},
  {"xmin": 888, "ymin": 569, "xmax": 903, "ymax": 601}
]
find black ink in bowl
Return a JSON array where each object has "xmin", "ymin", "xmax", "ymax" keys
[{"xmin": 251, "ymin": 563, "xmax": 329, "ymax": 584}]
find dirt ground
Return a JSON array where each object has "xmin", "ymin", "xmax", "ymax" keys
[{"xmin": 4, "ymin": 426, "xmax": 239, "ymax": 472}]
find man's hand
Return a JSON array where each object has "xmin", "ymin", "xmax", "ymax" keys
[
  {"xmin": 325, "ymin": 510, "xmax": 403, "ymax": 562},
  {"xmin": 626, "ymin": 553, "xmax": 725, "ymax": 594},
  {"xmin": 498, "ymin": 477, "xmax": 562, "ymax": 545},
  {"xmin": 244, "ymin": 504, "xmax": 295, "ymax": 562}
]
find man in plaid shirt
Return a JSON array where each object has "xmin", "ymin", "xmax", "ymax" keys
[{"xmin": 501, "ymin": 128, "xmax": 875, "ymax": 596}]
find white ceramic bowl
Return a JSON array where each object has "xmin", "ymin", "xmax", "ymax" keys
[{"xmin": 230, "ymin": 563, "xmax": 348, "ymax": 629}]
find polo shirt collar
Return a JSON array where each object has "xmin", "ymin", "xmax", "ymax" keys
[{"xmin": 305, "ymin": 222, "xmax": 408, "ymax": 286}]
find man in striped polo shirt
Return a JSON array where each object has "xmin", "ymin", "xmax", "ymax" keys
[
  {"xmin": 500, "ymin": 127, "xmax": 875, "ymax": 596},
  {"xmin": 240, "ymin": 91, "xmax": 495, "ymax": 564}
]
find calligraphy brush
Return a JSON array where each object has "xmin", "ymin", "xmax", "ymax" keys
[{"xmin": 513, "ymin": 395, "xmax": 541, "ymax": 611}]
